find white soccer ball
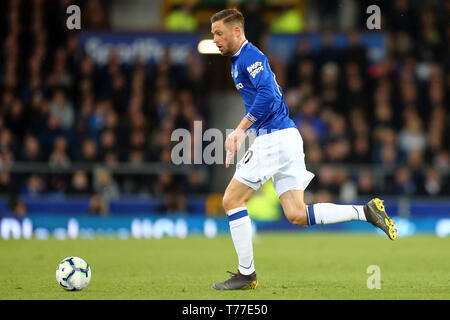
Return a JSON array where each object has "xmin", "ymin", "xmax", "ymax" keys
[{"xmin": 56, "ymin": 256, "xmax": 91, "ymax": 291}]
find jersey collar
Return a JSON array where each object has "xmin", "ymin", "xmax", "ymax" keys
[{"xmin": 231, "ymin": 40, "xmax": 248, "ymax": 60}]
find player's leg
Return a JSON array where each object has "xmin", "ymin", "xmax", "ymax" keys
[
  {"xmin": 279, "ymin": 189, "xmax": 367, "ymax": 226},
  {"xmin": 222, "ymin": 177, "xmax": 256, "ymax": 212},
  {"xmin": 279, "ymin": 189, "xmax": 397, "ymax": 240},
  {"xmin": 278, "ymin": 189, "xmax": 308, "ymax": 225},
  {"xmin": 212, "ymin": 177, "xmax": 258, "ymax": 290},
  {"xmin": 223, "ymin": 177, "xmax": 256, "ymax": 278},
  {"xmin": 273, "ymin": 127, "xmax": 397, "ymax": 240}
]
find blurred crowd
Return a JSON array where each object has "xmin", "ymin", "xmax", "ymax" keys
[
  {"xmin": 0, "ymin": 0, "xmax": 209, "ymax": 213},
  {"xmin": 0, "ymin": 0, "xmax": 449, "ymax": 213},
  {"xmin": 277, "ymin": 1, "xmax": 450, "ymax": 202}
]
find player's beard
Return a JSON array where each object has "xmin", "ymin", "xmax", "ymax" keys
[
  {"xmin": 220, "ymin": 46, "xmax": 233, "ymax": 56},
  {"xmin": 220, "ymin": 40, "xmax": 236, "ymax": 57}
]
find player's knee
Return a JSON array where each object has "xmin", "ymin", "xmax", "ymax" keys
[
  {"xmin": 222, "ymin": 194, "xmax": 231, "ymax": 212},
  {"xmin": 222, "ymin": 193, "xmax": 244, "ymax": 212},
  {"xmin": 285, "ymin": 202, "xmax": 308, "ymax": 226}
]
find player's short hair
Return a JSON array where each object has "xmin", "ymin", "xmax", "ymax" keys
[{"xmin": 210, "ymin": 9, "xmax": 244, "ymax": 29}]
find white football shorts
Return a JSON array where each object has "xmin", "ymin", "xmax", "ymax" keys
[{"xmin": 234, "ymin": 127, "xmax": 315, "ymax": 197}]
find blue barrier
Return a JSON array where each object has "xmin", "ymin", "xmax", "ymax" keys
[
  {"xmin": 0, "ymin": 197, "xmax": 206, "ymax": 215},
  {"xmin": 0, "ymin": 214, "xmax": 449, "ymax": 240}
]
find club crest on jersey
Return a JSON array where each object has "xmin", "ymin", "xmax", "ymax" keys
[{"xmin": 247, "ymin": 61, "xmax": 263, "ymax": 78}]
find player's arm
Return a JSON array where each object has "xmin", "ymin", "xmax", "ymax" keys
[{"xmin": 245, "ymin": 56, "xmax": 280, "ymax": 125}]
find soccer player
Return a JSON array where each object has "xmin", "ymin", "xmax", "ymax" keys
[{"xmin": 210, "ymin": 9, "xmax": 397, "ymax": 290}]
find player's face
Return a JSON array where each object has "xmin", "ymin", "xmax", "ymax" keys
[{"xmin": 211, "ymin": 20, "xmax": 236, "ymax": 56}]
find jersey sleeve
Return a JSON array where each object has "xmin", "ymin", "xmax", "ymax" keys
[{"xmin": 242, "ymin": 55, "xmax": 279, "ymax": 124}]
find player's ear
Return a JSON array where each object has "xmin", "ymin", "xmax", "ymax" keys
[{"xmin": 233, "ymin": 25, "xmax": 241, "ymax": 37}]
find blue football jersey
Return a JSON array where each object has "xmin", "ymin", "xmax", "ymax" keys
[{"xmin": 230, "ymin": 40, "xmax": 296, "ymax": 135}]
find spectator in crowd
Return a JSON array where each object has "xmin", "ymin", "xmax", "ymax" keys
[
  {"xmin": 0, "ymin": 128, "xmax": 15, "ymax": 155},
  {"xmin": 47, "ymin": 175, "xmax": 68, "ymax": 198},
  {"xmin": 158, "ymin": 185, "xmax": 188, "ymax": 214},
  {"xmin": 99, "ymin": 129, "xmax": 117, "ymax": 161},
  {"xmin": 0, "ymin": 171, "xmax": 16, "ymax": 195},
  {"xmin": 8, "ymin": 195, "xmax": 27, "ymax": 219},
  {"xmin": 83, "ymin": 0, "xmax": 110, "ymax": 30},
  {"xmin": 398, "ymin": 109, "xmax": 427, "ymax": 158},
  {"xmin": 89, "ymin": 167, "xmax": 120, "ymax": 215},
  {"xmin": 386, "ymin": 0, "xmax": 418, "ymax": 35},
  {"xmin": 48, "ymin": 136, "xmax": 71, "ymax": 168},
  {"xmin": 88, "ymin": 193, "xmax": 107, "ymax": 216},
  {"xmin": 79, "ymin": 139, "xmax": 99, "ymax": 163},
  {"xmin": 423, "ymin": 168, "xmax": 445, "ymax": 196},
  {"xmin": 152, "ymin": 171, "xmax": 174, "ymax": 197},
  {"xmin": 186, "ymin": 169, "xmax": 208, "ymax": 194},
  {"xmin": 49, "ymin": 89, "xmax": 74, "ymax": 130},
  {"xmin": 3, "ymin": 99, "xmax": 27, "ymax": 141},
  {"xmin": 393, "ymin": 167, "xmax": 416, "ymax": 196},
  {"xmin": 68, "ymin": 170, "xmax": 92, "ymax": 196},
  {"xmin": 342, "ymin": 30, "xmax": 367, "ymax": 69},
  {"xmin": 287, "ymin": 41, "xmax": 315, "ymax": 88},
  {"xmin": 0, "ymin": 149, "xmax": 14, "ymax": 168},
  {"xmin": 93, "ymin": 168, "xmax": 120, "ymax": 202},
  {"xmin": 20, "ymin": 135, "xmax": 43, "ymax": 162},
  {"xmin": 357, "ymin": 171, "xmax": 377, "ymax": 197},
  {"xmin": 21, "ymin": 174, "xmax": 45, "ymax": 198},
  {"xmin": 308, "ymin": 165, "xmax": 340, "ymax": 196},
  {"xmin": 294, "ymin": 96, "xmax": 327, "ymax": 143}
]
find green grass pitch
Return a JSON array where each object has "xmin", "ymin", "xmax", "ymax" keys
[{"xmin": 0, "ymin": 233, "xmax": 449, "ymax": 300}]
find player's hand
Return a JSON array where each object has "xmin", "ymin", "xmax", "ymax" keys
[
  {"xmin": 224, "ymin": 128, "xmax": 246, "ymax": 168},
  {"xmin": 225, "ymin": 150, "xmax": 234, "ymax": 169}
]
